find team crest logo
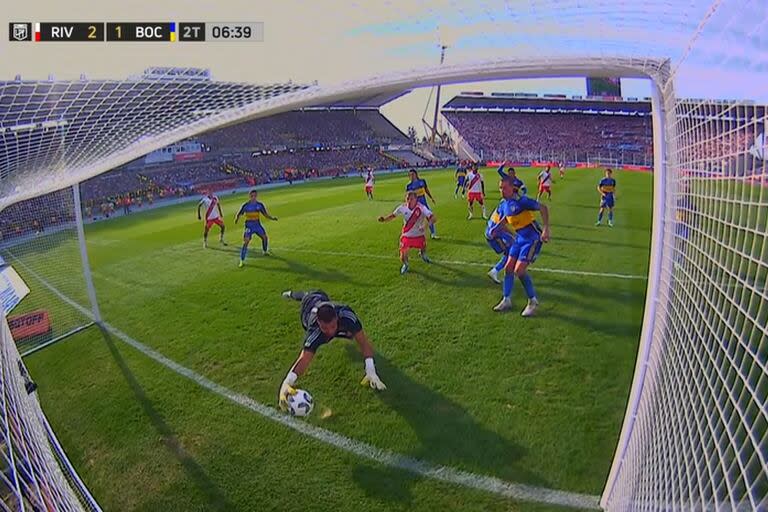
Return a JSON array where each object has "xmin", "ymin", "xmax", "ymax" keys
[{"xmin": 12, "ymin": 23, "xmax": 29, "ymax": 41}]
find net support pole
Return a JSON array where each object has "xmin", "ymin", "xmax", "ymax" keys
[
  {"xmin": 600, "ymin": 76, "xmax": 669, "ymax": 509},
  {"xmin": 72, "ymin": 184, "xmax": 101, "ymax": 323}
]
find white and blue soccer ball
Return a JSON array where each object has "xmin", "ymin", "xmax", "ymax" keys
[{"xmin": 286, "ymin": 389, "xmax": 314, "ymax": 417}]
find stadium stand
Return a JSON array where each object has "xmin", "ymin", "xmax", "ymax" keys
[
  {"xmin": 442, "ymin": 95, "xmax": 654, "ymax": 165},
  {"xmin": 198, "ymin": 109, "xmax": 409, "ymax": 151}
]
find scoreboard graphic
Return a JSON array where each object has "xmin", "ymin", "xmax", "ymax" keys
[{"xmin": 8, "ymin": 22, "xmax": 264, "ymax": 42}]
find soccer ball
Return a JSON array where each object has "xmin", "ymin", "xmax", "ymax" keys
[{"xmin": 286, "ymin": 389, "xmax": 314, "ymax": 417}]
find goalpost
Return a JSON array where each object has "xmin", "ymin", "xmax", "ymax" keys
[{"xmin": 0, "ymin": 28, "xmax": 765, "ymax": 512}]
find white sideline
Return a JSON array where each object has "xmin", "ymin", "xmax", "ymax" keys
[
  {"xmin": 276, "ymin": 246, "xmax": 648, "ymax": 281},
  {"xmin": 11, "ymin": 255, "xmax": 601, "ymax": 510}
]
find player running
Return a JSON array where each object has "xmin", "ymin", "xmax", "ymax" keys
[
  {"xmin": 454, "ymin": 163, "xmax": 468, "ymax": 198},
  {"xmin": 559, "ymin": 162, "xmax": 566, "ymax": 179},
  {"xmin": 464, "ymin": 165, "xmax": 487, "ymax": 220},
  {"xmin": 497, "ymin": 162, "xmax": 527, "ymax": 196},
  {"xmin": 278, "ymin": 289, "xmax": 386, "ymax": 411},
  {"xmin": 406, "ymin": 169, "xmax": 439, "ymax": 239},
  {"xmin": 378, "ymin": 191, "xmax": 436, "ymax": 275},
  {"xmin": 364, "ymin": 169, "xmax": 375, "ymax": 200},
  {"xmin": 492, "ymin": 175, "xmax": 551, "ymax": 316},
  {"xmin": 537, "ymin": 166, "xmax": 553, "ymax": 201},
  {"xmin": 596, "ymin": 168, "xmax": 617, "ymax": 227},
  {"xmin": 197, "ymin": 191, "xmax": 227, "ymax": 248},
  {"xmin": 234, "ymin": 190, "xmax": 278, "ymax": 267}
]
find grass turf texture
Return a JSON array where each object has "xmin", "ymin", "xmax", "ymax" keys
[{"xmin": 23, "ymin": 167, "xmax": 652, "ymax": 511}]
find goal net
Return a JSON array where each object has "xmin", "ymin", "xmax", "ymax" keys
[{"xmin": 0, "ymin": 3, "xmax": 766, "ymax": 511}]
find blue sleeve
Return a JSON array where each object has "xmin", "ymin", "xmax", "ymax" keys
[
  {"xmin": 518, "ymin": 196, "xmax": 541, "ymax": 211},
  {"xmin": 497, "ymin": 165, "xmax": 508, "ymax": 179},
  {"xmin": 238, "ymin": 203, "xmax": 246, "ymax": 215}
]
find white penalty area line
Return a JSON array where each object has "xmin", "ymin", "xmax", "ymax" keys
[
  {"xmin": 275, "ymin": 246, "xmax": 648, "ymax": 281},
  {"xmin": 10, "ymin": 254, "xmax": 600, "ymax": 510}
]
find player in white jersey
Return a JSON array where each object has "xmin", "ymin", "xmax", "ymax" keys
[
  {"xmin": 378, "ymin": 191, "xmax": 436, "ymax": 274},
  {"xmin": 537, "ymin": 167, "xmax": 553, "ymax": 201},
  {"xmin": 364, "ymin": 169, "xmax": 375, "ymax": 200},
  {"xmin": 464, "ymin": 166, "xmax": 487, "ymax": 220},
  {"xmin": 559, "ymin": 162, "xmax": 566, "ymax": 179},
  {"xmin": 197, "ymin": 192, "xmax": 227, "ymax": 248}
]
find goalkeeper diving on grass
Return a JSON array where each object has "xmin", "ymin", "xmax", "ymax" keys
[{"xmin": 278, "ymin": 290, "xmax": 387, "ymax": 411}]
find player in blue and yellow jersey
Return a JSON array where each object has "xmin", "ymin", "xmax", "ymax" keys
[
  {"xmin": 234, "ymin": 190, "xmax": 278, "ymax": 267},
  {"xmin": 596, "ymin": 168, "xmax": 617, "ymax": 227},
  {"xmin": 497, "ymin": 162, "xmax": 528, "ymax": 196},
  {"xmin": 406, "ymin": 169, "xmax": 439, "ymax": 239},
  {"xmin": 492, "ymin": 175, "xmax": 550, "ymax": 316},
  {"xmin": 454, "ymin": 163, "xmax": 468, "ymax": 198},
  {"xmin": 485, "ymin": 200, "xmax": 516, "ymax": 284}
]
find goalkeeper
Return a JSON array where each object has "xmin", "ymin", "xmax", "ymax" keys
[{"xmin": 278, "ymin": 290, "xmax": 387, "ymax": 410}]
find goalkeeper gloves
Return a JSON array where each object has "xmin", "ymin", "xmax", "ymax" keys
[
  {"xmin": 278, "ymin": 371, "xmax": 298, "ymax": 411},
  {"xmin": 360, "ymin": 357, "xmax": 387, "ymax": 390}
]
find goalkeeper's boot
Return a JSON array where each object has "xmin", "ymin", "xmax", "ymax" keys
[
  {"xmin": 281, "ymin": 290, "xmax": 292, "ymax": 299},
  {"xmin": 487, "ymin": 267, "xmax": 501, "ymax": 284},
  {"xmin": 400, "ymin": 263, "xmax": 409, "ymax": 275},
  {"xmin": 493, "ymin": 297, "xmax": 512, "ymax": 312},
  {"xmin": 521, "ymin": 298, "xmax": 539, "ymax": 317}
]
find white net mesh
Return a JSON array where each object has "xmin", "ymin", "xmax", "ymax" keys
[
  {"xmin": 0, "ymin": 188, "xmax": 93, "ymax": 356},
  {"xmin": 0, "ymin": 312, "xmax": 99, "ymax": 511},
  {"xmin": 0, "ymin": 1, "xmax": 766, "ymax": 511}
]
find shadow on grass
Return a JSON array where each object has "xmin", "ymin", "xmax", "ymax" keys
[
  {"xmin": 208, "ymin": 246, "xmax": 368, "ymax": 286},
  {"xmin": 97, "ymin": 327, "xmax": 234, "ymax": 511},
  {"xmin": 409, "ymin": 260, "xmax": 493, "ymax": 290},
  {"xmin": 345, "ymin": 347, "xmax": 546, "ymax": 505}
]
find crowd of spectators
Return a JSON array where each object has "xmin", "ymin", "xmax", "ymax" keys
[
  {"xmin": 199, "ymin": 110, "xmax": 408, "ymax": 150},
  {"xmin": 444, "ymin": 111, "xmax": 653, "ymax": 164},
  {"xmin": 0, "ymin": 190, "xmax": 75, "ymax": 241}
]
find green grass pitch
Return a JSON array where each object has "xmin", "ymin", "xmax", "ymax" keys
[{"xmin": 21, "ymin": 167, "xmax": 652, "ymax": 511}]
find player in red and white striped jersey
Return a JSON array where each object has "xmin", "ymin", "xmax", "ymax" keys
[
  {"xmin": 364, "ymin": 169, "xmax": 375, "ymax": 200},
  {"xmin": 537, "ymin": 167, "xmax": 553, "ymax": 201},
  {"xmin": 378, "ymin": 191, "xmax": 436, "ymax": 274},
  {"xmin": 197, "ymin": 192, "xmax": 227, "ymax": 248},
  {"xmin": 464, "ymin": 165, "xmax": 487, "ymax": 220}
]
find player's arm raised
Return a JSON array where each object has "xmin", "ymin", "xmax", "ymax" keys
[
  {"xmin": 497, "ymin": 162, "xmax": 510, "ymax": 179},
  {"xmin": 353, "ymin": 330, "xmax": 386, "ymax": 390}
]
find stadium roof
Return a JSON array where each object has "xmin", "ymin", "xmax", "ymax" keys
[{"xmin": 309, "ymin": 90, "xmax": 411, "ymax": 109}]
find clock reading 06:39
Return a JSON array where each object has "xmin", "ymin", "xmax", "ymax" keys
[{"xmin": 206, "ymin": 23, "xmax": 263, "ymax": 41}]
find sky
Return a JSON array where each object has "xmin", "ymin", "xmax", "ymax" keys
[{"xmin": 0, "ymin": 0, "xmax": 764, "ymax": 136}]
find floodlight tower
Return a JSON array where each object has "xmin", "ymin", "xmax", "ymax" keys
[{"xmin": 429, "ymin": 44, "xmax": 448, "ymax": 145}]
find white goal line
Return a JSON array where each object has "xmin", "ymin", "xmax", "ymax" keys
[
  {"xmin": 9, "ymin": 253, "xmax": 601, "ymax": 511},
  {"xmin": 275, "ymin": 247, "xmax": 649, "ymax": 281}
]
